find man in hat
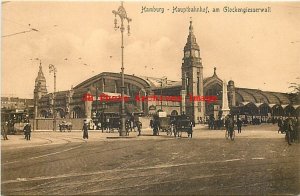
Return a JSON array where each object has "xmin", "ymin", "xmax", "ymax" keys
[
  {"xmin": 23, "ymin": 123, "xmax": 32, "ymax": 140},
  {"xmin": 237, "ymin": 118, "xmax": 242, "ymax": 133},
  {"xmin": 225, "ymin": 114, "xmax": 235, "ymax": 140},
  {"xmin": 82, "ymin": 120, "xmax": 89, "ymax": 139},
  {"xmin": 2, "ymin": 121, "xmax": 9, "ymax": 140}
]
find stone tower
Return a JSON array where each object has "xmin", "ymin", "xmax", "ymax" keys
[
  {"xmin": 228, "ymin": 80, "xmax": 236, "ymax": 107},
  {"xmin": 181, "ymin": 19, "xmax": 205, "ymax": 122},
  {"xmin": 33, "ymin": 61, "xmax": 48, "ymax": 117}
]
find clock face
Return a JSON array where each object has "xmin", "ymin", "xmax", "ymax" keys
[{"xmin": 185, "ymin": 51, "xmax": 190, "ymax": 58}]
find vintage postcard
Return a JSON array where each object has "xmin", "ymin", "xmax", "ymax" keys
[{"xmin": 1, "ymin": 1, "xmax": 300, "ymax": 195}]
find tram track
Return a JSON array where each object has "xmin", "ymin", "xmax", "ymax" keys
[
  {"xmin": 1, "ymin": 139, "xmax": 169, "ymax": 182},
  {"xmin": 2, "ymin": 134, "xmax": 299, "ymax": 195},
  {"xmin": 79, "ymin": 174, "xmax": 299, "ymax": 195},
  {"xmin": 2, "ymin": 154, "xmax": 298, "ymax": 185},
  {"xmin": 4, "ymin": 159, "xmax": 298, "ymax": 195},
  {"xmin": 2, "ymin": 138, "xmax": 86, "ymax": 166},
  {"xmin": 2, "ymin": 136, "xmax": 298, "ymax": 177}
]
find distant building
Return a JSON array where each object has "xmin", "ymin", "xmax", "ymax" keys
[
  {"xmin": 1, "ymin": 96, "xmax": 34, "ymax": 119},
  {"xmin": 33, "ymin": 20, "xmax": 299, "ymax": 122},
  {"xmin": 1, "ymin": 97, "xmax": 34, "ymax": 111}
]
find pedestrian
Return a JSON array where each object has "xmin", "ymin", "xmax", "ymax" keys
[
  {"xmin": 285, "ymin": 116, "xmax": 294, "ymax": 145},
  {"xmin": 130, "ymin": 114, "xmax": 135, "ymax": 132},
  {"xmin": 199, "ymin": 117, "xmax": 203, "ymax": 124},
  {"xmin": 23, "ymin": 123, "xmax": 31, "ymax": 140},
  {"xmin": 106, "ymin": 117, "xmax": 110, "ymax": 132},
  {"xmin": 137, "ymin": 121, "xmax": 142, "ymax": 136},
  {"xmin": 227, "ymin": 115, "xmax": 235, "ymax": 140},
  {"xmin": 278, "ymin": 118, "xmax": 283, "ymax": 133},
  {"xmin": 237, "ymin": 118, "xmax": 242, "ymax": 133},
  {"xmin": 150, "ymin": 119, "xmax": 153, "ymax": 129},
  {"xmin": 188, "ymin": 119, "xmax": 193, "ymax": 138},
  {"xmin": 152, "ymin": 117, "xmax": 159, "ymax": 136},
  {"xmin": 210, "ymin": 116, "xmax": 215, "ymax": 130},
  {"xmin": 1, "ymin": 121, "xmax": 9, "ymax": 140},
  {"xmin": 82, "ymin": 121, "xmax": 89, "ymax": 139}
]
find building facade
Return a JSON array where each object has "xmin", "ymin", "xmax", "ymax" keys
[{"xmin": 33, "ymin": 20, "xmax": 300, "ymax": 123}]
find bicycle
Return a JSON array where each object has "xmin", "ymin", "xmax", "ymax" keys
[
  {"xmin": 229, "ymin": 129, "xmax": 235, "ymax": 141},
  {"xmin": 225, "ymin": 129, "xmax": 229, "ymax": 139},
  {"xmin": 285, "ymin": 130, "xmax": 292, "ymax": 145}
]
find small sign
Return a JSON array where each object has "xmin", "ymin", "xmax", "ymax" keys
[{"xmin": 158, "ymin": 112, "xmax": 167, "ymax": 117}]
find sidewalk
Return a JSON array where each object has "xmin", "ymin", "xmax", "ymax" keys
[
  {"xmin": 33, "ymin": 124, "xmax": 207, "ymax": 132},
  {"xmin": 1, "ymin": 124, "xmax": 283, "ymax": 150}
]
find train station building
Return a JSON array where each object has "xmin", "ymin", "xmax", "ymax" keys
[{"xmin": 33, "ymin": 20, "xmax": 299, "ymax": 125}]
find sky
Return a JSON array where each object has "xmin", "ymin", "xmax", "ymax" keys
[{"xmin": 2, "ymin": 1, "xmax": 300, "ymax": 98}]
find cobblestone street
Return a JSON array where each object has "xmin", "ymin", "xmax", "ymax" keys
[{"xmin": 1, "ymin": 124, "xmax": 299, "ymax": 195}]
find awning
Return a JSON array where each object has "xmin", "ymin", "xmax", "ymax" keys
[
  {"xmin": 101, "ymin": 103, "xmax": 142, "ymax": 114},
  {"xmin": 97, "ymin": 92, "xmax": 130, "ymax": 102},
  {"xmin": 99, "ymin": 92, "xmax": 130, "ymax": 97}
]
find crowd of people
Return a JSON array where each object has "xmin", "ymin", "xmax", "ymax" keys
[
  {"xmin": 81, "ymin": 114, "xmax": 143, "ymax": 138},
  {"xmin": 277, "ymin": 116, "xmax": 299, "ymax": 145},
  {"xmin": 1, "ymin": 121, "xmax": 32, "ymax": 141},
  {"xmin": 207, "ymin": 116, "xmax": 242, "ymax": 132},
  {"xmin": 2, "ymin": 112, "xmax": 299, "ymax": 144}
]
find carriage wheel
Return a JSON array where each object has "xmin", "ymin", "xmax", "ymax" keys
[
  {"xmin": 174, "ymin": 129, "xmax": 177, "ymax": 137},
  {"xmin": 230, "ymin": 130, "xmax": 235, "ymax": 141},
  {"xmin": 225, "ymin": 130, "xmax": 229, "ymax": 139},
  {"xmin": 167, "ymin": 129, "xmax": 171, "ymax": 136},
  {"xmin": 286, "ymin": 131, "xmax": 292, "ymax": 145}
]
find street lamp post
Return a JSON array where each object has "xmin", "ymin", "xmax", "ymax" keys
[
  {"xmin": 49, "ymin": 64, "xmax": 57, "ymax": 131},
  {"xmin": 160, "ymin": 77, "xmax": 167, "ymax": 110},
  {"xmin": 112, "ymin": 2, "xmax": 131, "ymax": 136}
]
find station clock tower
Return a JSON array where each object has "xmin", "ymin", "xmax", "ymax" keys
[
  {"xmin": 181, "ymin": 19, "xmax": 205, "ymax": 122},
  {"xmin": 33, "ymin": 62, "xmax": 48, "ymax": 117}
]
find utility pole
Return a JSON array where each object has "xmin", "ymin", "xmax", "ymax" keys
[
  {"xmin": 160, "ymin": 77, "xmax": 167, "ymax": 110},
  {"xmin": 49, "ymin": 64, "xmax": 57, "ymax": 131}
]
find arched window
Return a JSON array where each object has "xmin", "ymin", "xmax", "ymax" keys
[
  {"xmin": 171, "ymin": 110, "xmax": 178, "ymax": 116},
  {"xmin": 72, "ymin": 106, "xmax": 84, "ymax": 118}
]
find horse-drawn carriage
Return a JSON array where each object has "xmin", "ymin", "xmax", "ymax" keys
[
  {"xmin": 153, "ymin": 112, "xmax": 173, "ymax": 136},
  {"xmin": 58, "ymin": 121, "xmax": 72, "ymax": 132},
  {"xmin": 99, "ymin": 113, "xmax": 142, "ymax": 135},
  {"xmin": 150, "ymin": 112, "xmax": 193, "ymax": 137},
  {"xmin": 159, "ymin": 117, "xmax": 172, "ymax": 135},
  {"xmin": 173, "ymin": 115, "xmax": 194, "ymax": 138},
  {"xmin": 108, "ymin": 116, "xmax": 121, "ymax": 132}
]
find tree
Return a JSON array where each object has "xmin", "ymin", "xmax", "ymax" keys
[{"xmin": 289, "ymin": 80, "xmax": 300, "ymax": 104}]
